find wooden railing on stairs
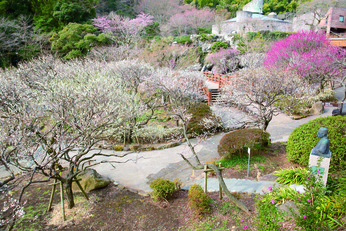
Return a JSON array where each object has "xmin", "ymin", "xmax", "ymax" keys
[{"xmin": 203, "ymin": 72, "xmax": 237, "ymax": 105}]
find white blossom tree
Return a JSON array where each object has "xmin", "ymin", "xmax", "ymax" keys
[
  {"xmin": 220, "ymin": 67, "xmax": 312, "ymax": 132},
  {"xmin": 148, "ymin": 68, "xmax": 251, "ymax": 214},
  {"xmin": 0, "ymin": 57, "xmax": 148, "ymax": 215}
]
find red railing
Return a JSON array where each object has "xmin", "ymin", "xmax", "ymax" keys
[{"xmin": 203, "ymin": 71, "xmax": 237, "ymax": 89}]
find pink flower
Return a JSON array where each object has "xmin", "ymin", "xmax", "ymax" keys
[
  {"xmin": 244, "ymin": 226, "xmax": 248, "ymax": 229},
  {"xmin": 268, "ymin": 186, "xmax": 272, "ymax": 191},
  {"xmin": 241, "ymin": 220, "xmax": 244, "ymax": 223},
  {"xmin": 303, "ymin": 215, "xmax": 307, "ymax": 219},
  {"xmin": 298, "ymin": 190, "xmax": 300, "ymax": 194},
  {"xmin": 307, "ymin": 199, "xmax": 312, "ymax": 203},
  {"xmin": 317, "ymin": 169, "xmax": 320, "ymax": 173},
  {"xmin": 271, "ymin": 200, "xmax": 275, "ymax": 204},
  {"xmin": 305, "ymin": 208, "xmax": 306, "ymax": 211},
  {"xmin": 299, "ymin": 198, "xmax": 301, "ymax": 201}
]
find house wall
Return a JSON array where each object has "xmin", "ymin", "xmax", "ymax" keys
[{"xmin": 319, "ymin": 7, "xmax": 346, "ymax": 36}]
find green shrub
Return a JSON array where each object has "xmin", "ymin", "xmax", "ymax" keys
[
  {"xmin": 187, "ymin": 102, "xmax": 222, "ymax": 135},
  {"xmin": 274, "ymin": 167, "xmax": 308, "ymax": 185},
  {"xmin": 174, "ymin": 35, "xmax": 192, "ymax": 44},
  {"xmin": 198, "ymin": 27, "xmax": 212, "ymax": 34},
  {"xmin": 274, "ymin": 95, "xmax": 312, "ymax": 116},
  {"xmin": 210, "ymin": 41, "xmax": 228, "ymax": 52},
  {"xmin": 217, "ymin": 128, "xmax": 270, "ymax": 159},
  {"xmin": 287, "ymin": 116, "xmax": 346, "ymax": 172},
  {"xmin": 310, "ymin": 89, "xmax": 338, "ymax": 103},
  {"xmin": 149, "ymin": 178, "xmax": 176, "ymax": 201},
  {"xmin": 188, "ymin": 184, "xmax": 211, "ymax": 215},
  {"xmin": 197, "ymin": 33, "xmax": 213, "ymax": 42},
  {"xmin": 112, "ymin": 145, "xmax": 123, "ymax": 151}
]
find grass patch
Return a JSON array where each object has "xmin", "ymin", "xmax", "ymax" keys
[
  {"xmin": 14, "ymin": 203, "xmax": 48, "ymax": 231},
  {"xmin": 217, "ymin": 155, "xmax": 265, "ymax": 169}
]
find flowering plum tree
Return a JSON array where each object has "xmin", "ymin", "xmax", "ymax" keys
[
  {"xmin": 264, "ymin": 31, "xmax": 346, "ymax": 91},
  {"xmin": 0, "ymin": 56, "xmax": 148, "ymax": 219},
  {"xmin": 147, "ymin": 69, "xmax": 250, "ymax": 214},
  {"xmin": 167, "ymin": 9, "xmax": 214, "ymax": 35},
  {"xmin": 221, "ymin": 67, "xmax": 312, "ymax": 131},
  {"xmin": 92, "ymin": 12, "xmax": 153, "ymax": 44}
]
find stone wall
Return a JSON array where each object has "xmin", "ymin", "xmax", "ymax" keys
[{"xmin": 213, "ymin": 18, "xmax": 291, "ymax": 35}]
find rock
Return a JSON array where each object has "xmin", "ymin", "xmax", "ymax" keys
[
  {"xmin": 73, "ymin": 169, "xmax": 111, "ymax": 193},
  {"xmin": 309, "ymin": 101, "xmax": 324, "ymax": 115},
  {"xmin": 130, "ymin": 144, "xmax": 141, "ymax": 151},
  {"xmin": 201, "ymin": 44, "xmax": 212, "ymax": 52},
  {"xmin": 277, "ymin": 200, "xmax": 300, "ymax": 217},
  {"xmin": 185, "ymin": 64, "xmax": 202, "ymax": 71},
  {"xmin": 156, "ymin": 141, "xmax": 182, "ymax": 150}
]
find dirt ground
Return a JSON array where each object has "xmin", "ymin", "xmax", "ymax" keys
[{"xmin": 0, "ymin": 143, "xmax": 316, "ymax": 231}]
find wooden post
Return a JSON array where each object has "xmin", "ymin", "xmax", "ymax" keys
[
  {"xmin": 219, "ymin": 162, "xmax": 223, "ymax": 200},
  {"xmin": 204, "ymin": 165, "xmax": 208, "ymax": 193},
  {"xmin": 74, "ymin": 178, "xmax": 89, "ymax": 200},
  {"xmin": 60, "ymin": 182, "xmax": 66, "ymax": 221},
  {"xmin": 47, "ymin": 179, "xmax": 57, "ymax": 212},
  {"xmin": 208, "ymin": 90, "xmax": 212, "ymax": 106}
]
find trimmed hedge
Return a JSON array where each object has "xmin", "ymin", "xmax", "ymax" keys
[
  {"xmin": 287, "ymin": 116, "xmax": 346, "ymax": 172},
  {"xmin": 217, "ymin": 128, "xmax": 270, "ymax": 159}
]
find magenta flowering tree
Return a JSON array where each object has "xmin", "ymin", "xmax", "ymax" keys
[
  {"xmin": 205, "ymin": 48, "xmax": 239, "ymax": 73},
  {"xmin": 167, "ymin": 9, "xmax": 214, "ymax": 35},
  {"xmin": 264, "ymin": 31, "xmax": 345, "ymax": 91},
  {"xmin": 92, "ymin": 12, "xmax": 154, "ymax": 44}
]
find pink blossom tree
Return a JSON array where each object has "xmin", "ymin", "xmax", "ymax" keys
[
  {"xmin": 167, "ymin": 9, "xmax": 215, "ymax": 35},
  {"xmin": 264, "ymin": 31, "xmax": 346, "ymax": 92},
  {"xmin": 92, "ymin": 12, "xmax": 154, "ymax": 44}
]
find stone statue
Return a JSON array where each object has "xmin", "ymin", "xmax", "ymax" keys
[{"xmin": 311, "ymin": 127, "xmax": 331, "ymax": 158}]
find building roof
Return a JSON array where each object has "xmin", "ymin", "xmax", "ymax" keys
[{"xmin": 224, "ymin": 13, "xmax": 289, "ymax": 23}]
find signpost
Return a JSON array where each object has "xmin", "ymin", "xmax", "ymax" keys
[{"xmin": 247, "ymin": 147, "xmax": 250, "ymax": 177}]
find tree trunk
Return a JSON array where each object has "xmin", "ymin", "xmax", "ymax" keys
[
  {"xmin": 208, "ymin": 164, "xmax": 250, "ymax": 215},
  {"xmin": 65, "ymin": 180, "xmax": 75, "ymax": 209}
]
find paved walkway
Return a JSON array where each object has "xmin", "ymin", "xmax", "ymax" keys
[{"xmin": 1, "ymin": 88, "xmax": 345, "ymax": 195}]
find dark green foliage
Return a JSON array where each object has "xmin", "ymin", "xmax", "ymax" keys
[
  {"xmin": 0, "ymin": 16, "xmax": 43, "ymax": 68},
  {"xmin": 210, "ymin": 41, "xmax": 228, "ymax": 52},
  {"xmin": 217, "ymin": 128, "xmax": 270, "ymax": 159},
  {"xmin": 188, "ymin": 184, "xmax": 211, "ymax": 215},
  {"xmin": 49, "ymin": 23, "xmax": 110, "ymax": 59},
  {"xmin": 287, "ymin": 116, "xmax": 346, "ymax": 172},
  {"xmin": 53, "ymin": 2, "xmax": 96, "ymax": 25},
  {"xmin": 150, "ymin": 178, "xmax": 176, "ymax": 201},
  {"xmin": 0, "ymin": 0, "xmax": 34, "ymax": 19},
  {"xmin": 144, "ymin": 22, "xmax": 160, "ymax": 37},
  {"xmin": 187, "ymin": 102, "xmax": 222, "ymax": 135}
]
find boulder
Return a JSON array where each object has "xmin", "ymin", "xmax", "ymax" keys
[
  {"xmin": 309, "ymin": 101, "xmax": 324, "ymax": 115},
  {"xmin": 185, "ymin": 64, "xmax": 202, "ymax": 71},
  {"xmin": 73, "ymin": 169, "xmax": 111, "ymax": 193}
]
